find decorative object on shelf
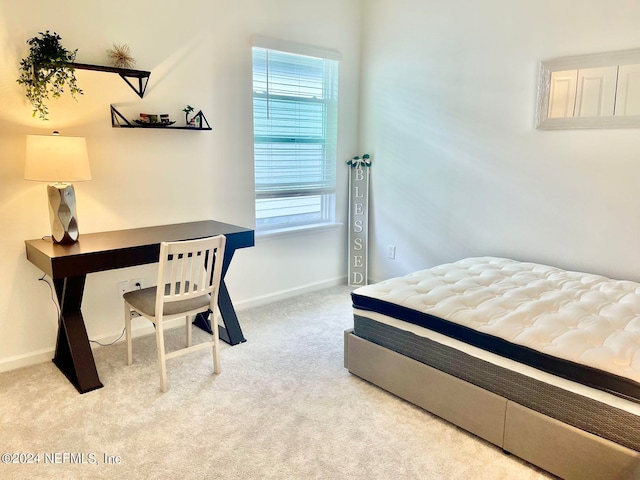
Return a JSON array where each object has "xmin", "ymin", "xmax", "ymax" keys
[
  {"xmin": 24, "ymin": 131, "xmax": 92, "ymax": 243},
  {"xmin": 183, "ymin": 105, "xmax": 194, "ymax": 124},
  {"xmin": 110, "ymin": 105, "xmax": 211, "ymax": 130},
  {"xmin": 188, "ymin": 115, "xmax": 201, "ymax": 128},
  {"xmin": 17, "ymin": 31, "xmax": 83, "ymax": 120},
  {"xmin": 134, "ymin": 118, "xmax": 175, "ymax": 128},
  {"xmin": 106, "ymin": 43, "xmax": 135, "ymax": 69},
  {"xmin": 138, "ymin": 113, "xmax": 153, "ymax": 123},
  {"xmin": 347, "ymin": 154, "xmax": 371, "ymax": 286},
  {"xmin": 137, "ymin": 113, "xmax": 172, "ymax": 124},
  {"xmin": 182, "ymin": 105, "xmax": 210, "ymax": 128},
  {"xmin": 187, "ymin": 110, "xmax": 209, "ymax": 129},
  {"xmin": 133, "ymin": 121, "xmax": 176, "ymax": 127}
]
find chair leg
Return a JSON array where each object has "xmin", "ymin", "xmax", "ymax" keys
[
  {"xmin": 155, "ymin": 319, "xmax": 168, "ymax": 392},
  {"xmin": 212, "ymin": 311, "xmax": 221, "ymax": 375},
  {"xmin": 125, "ymin": 302, "xmax": 133, "ymax": 365},
  {"xmin": 186, "ymin": 315, "xmax": 192, "ymax": 347}
]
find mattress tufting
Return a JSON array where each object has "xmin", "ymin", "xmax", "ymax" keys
[{"xmin": 352, "ymin": 257, "xmax": 640, "ymax": 401}]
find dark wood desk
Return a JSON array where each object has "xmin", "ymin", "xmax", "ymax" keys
[{"xmin": 25, "ymin": 220, "xmax": 255, "ymax": 394}]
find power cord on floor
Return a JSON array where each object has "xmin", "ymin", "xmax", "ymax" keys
[
  {"xmin": 37, "ymin": 273, "xmax": 126, "ymax": 347},
  {"xmin": 93, "ymin": 280, "xmax": 143, "ymax": 346},
  {"xmin": 90, "ymin": 327, "xmax": 126, "ymax": 347}
]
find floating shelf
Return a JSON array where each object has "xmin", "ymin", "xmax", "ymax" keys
[
  {"xmin": 110, "ymin": 105, "xmax": 212, "ymax": 131},
  {"xmin": 61, "ymin": 62, "xmax": 151, "ymax": 98},
  {"xmin": 35, "ymin": 61, "xmax": 210, "ymax": 130}
]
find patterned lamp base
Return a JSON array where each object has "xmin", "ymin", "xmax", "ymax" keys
[{"xmin": 47, "ymin": 183, "xmax": 79, "ymax": 243}]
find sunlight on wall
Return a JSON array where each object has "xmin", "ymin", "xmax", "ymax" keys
[
  {"xmin": 145, "ymin": 33, "xmax": 210, "ymax": 97},
  {"xmin": 0, "ymin": 21, "xmax": 102, "ymax": 128},
  {"xmin": 0, "ymin": 5, "xmax": 33, "ymax": 128},
  {"xmin": 0, "ymin": 0, "xmax": 360, "ymax": 373},
  {"xmin": 361, "ymin": 0, "xmax": 640, "ymax": 284}
]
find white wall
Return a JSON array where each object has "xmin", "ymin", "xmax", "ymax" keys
[
  {"xmin": 360, "ymin": 0, "xmax": 640, "ymax": 283},
  {"xmin": 0, "ymin": 0, "xmax": 361, "ymax": 370},
  {"xmin": 9, "ymin": 0, "xmax": 638, "ymax": 374}
]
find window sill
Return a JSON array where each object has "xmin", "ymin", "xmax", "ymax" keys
[{"xmin": 256, "ymin": 222, "xmax": 343, "ymax": 241}]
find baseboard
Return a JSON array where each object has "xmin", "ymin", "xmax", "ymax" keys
[
  {"xmin": 0, "ymin": 317, "xmax": 186, "ymax": 374},
  {"xmin": 233, "ymin": 276, "xmax": 347, "ymax": 311},
  {"xmin": 0, "ymin": 348, "xmax": 56, "ymax": 374},
  {"xmin": 0, "ymin": 277, "xmax": 347, "ymax": 373}
]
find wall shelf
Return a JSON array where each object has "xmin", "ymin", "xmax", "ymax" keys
[
  {"xmin": 40, "ymin": 62, "xmax": 209, "ymax": 130},
  {"xmin": 110, "ymin": 105, "xmax": 212, "ymax": 131},
  {"xmin": 63, "ymin": 62, "xmax": 151, "ymax": 98}
]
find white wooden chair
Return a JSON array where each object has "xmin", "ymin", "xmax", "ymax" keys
[{"xmin": 123, "ymin": 235, "xmax": 226, "ymax": 392}]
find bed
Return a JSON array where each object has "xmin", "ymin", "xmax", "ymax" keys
[{"xmin": 344, "ymin": 257, "xmax": 640, "ymax": 479}]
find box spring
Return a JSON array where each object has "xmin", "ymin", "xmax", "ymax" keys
[
  {"xmin": 346, "ymin": 328, "xmax": 640, "ymax": 479},
  {"xmin": 353, "ymin": 314, "xmax": 640, "ymax": 452}
]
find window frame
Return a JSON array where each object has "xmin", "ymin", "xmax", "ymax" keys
[{"xmin": 251, "ymin": 37, "xmax": 341, "ymax": 234}]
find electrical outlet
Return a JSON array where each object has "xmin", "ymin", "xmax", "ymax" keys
[
  {"xmin": 387, "ymin": 245, "xmax": 396, "ymax": 260},
  {"xmin": 131, "ymin": 278, "xmax": 143, "ymax": 290},
  {"xmin": 117, "ymin": 281, "xmax": 129, "ymax": 297}
]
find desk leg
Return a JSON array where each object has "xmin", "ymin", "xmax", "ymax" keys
[
  {"xmin": 217, "ymin": 280, "xmax": 245, "ymax": 344},
  {"xmin": 193, "ymin": 240, "xmax": 246, "ymax": 345},
  {"xmin": 193, "ymin": 279, "xmax": 246, "ymax": 345},
  {"xmin": 52, "ymin": 276, "xmax": 103, "ymax": 394}
]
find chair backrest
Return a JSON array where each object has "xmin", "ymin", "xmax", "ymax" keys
[{"xmin": 155, "ymin": 235, "xmax": 226, "ymax": 315}]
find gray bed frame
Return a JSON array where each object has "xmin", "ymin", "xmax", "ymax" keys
[{"xmin": 344, "ymin": 329, "xmax": 640, "ymax": 480}]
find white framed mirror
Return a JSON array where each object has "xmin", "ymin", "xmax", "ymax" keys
[{"xmin": 536, "ymin": 49, "xmax": 640, "ymax": 129}]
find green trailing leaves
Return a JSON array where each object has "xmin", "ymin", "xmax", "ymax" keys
[{"xmin": 17, "ymin": 31, "xmax": 83, "ymax": 120}]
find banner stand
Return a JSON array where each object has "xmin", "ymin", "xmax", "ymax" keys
[{"xmin": 347, "ymin": 154, "xmax": 371, "ymax": 287}]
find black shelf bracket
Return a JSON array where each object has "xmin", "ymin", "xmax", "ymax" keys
[
  {"xmin": 110, "ymin": 105, "xmax": 133, "ymax": 127},
  {"xmin": 118, "ymin": 73, "xmax": 149, "ymax": 99},
  {"xmin": 190, "ymin": 110, "xmax": 211, "ymax": 130}
]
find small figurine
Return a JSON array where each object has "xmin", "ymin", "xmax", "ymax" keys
[{"xmin": 183, "ymin": 105, "xmax": 194, "ymax": 125}]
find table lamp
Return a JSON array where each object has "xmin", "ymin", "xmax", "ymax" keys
[{"xmin": 25, "ymin": 132, "xmax": 91, "ymax": 244}]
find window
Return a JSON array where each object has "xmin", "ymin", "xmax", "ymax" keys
[{"xmin": 252, "ymin": 39, "xmax": 340, "ymax": 232}]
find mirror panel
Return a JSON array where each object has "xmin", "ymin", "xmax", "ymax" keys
[
  {"xmin": 548, "ymin": 70, "xmax": 577, "ymax": 118},
  {"xmin": 536, "ymin": 49, "xmax": 640, "ymax": 129},
  {"xmin": 616, "ymin": 64, "xmax": 640, "ymax": 115},
  {"xmin": 575, "ymin": 66, "xmax": 616, "ymax": 117}
]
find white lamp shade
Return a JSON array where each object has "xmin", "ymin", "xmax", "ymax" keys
[{"xmin": 25, "ymin": 134, "xmax": 91, "ymax": 182}]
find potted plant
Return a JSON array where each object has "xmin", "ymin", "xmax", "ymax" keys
[{"xmin": 17, "ymin": 31, "xmax": 83, "ymax": 120}]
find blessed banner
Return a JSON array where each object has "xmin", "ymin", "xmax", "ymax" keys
[{"xmin": 347, "ymin": 154, "xmax": 371, "ymax": 286}]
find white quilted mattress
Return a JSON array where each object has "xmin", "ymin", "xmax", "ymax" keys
[{"xmin": 353, "ymin": 257, "xmax": 640, "ymax": 384}]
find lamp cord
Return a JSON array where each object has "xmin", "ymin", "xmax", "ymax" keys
[
  {"xmin": 38, "ymin": 273, "xmax": 60, "ymax": 323},
  {"xmin": 37, "ymin": 273, "xmax": 125, "ymax": 347}
]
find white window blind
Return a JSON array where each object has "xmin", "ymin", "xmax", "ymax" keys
[{"xmin": 252, "ymin": 41, "xmax": 339, "ymax": 231}]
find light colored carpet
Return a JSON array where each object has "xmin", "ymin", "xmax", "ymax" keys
[{"xmin": 0, "ymin": 285, "xmax": 553, "ymax": 479}]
